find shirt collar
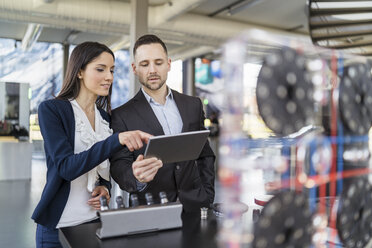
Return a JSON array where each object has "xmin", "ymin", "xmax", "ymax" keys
[{"xmin": 141, "ymin": 87, "xmax": 173, "ymax": 104}]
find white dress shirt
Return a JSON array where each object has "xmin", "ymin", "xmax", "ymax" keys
[{"xmin": 57, "ymin": 100, "xmax": 112, "ymax": 228}]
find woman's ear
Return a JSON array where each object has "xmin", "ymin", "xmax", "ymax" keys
[{"xmin": 78, "ymin": 71, "xmax": 83, "ymax": 79}]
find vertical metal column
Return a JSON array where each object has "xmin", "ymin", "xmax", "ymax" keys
[
  {"xmin": 62, "ymin": 43, "xmax": 69, "ymax": 81},
  {"xmin": 182, "ymin": 58, "xmax": 195, "ymax": 96},
  {"xmin": 129, "ymin": 0, "xmax": 148, "ymax": 98}
]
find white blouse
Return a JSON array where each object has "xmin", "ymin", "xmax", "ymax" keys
[{"xmin": 57, "ymin": 100, "xmax": 112, "ymax": 228}]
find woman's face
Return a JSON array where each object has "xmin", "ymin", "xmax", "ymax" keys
[{"xmin": 79, "ymin": 52, "xmax": 115, "ymax": 97}]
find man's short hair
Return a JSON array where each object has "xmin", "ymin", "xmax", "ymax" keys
[{"xmin": 133, "ymin": 34, "xmax": 168, "ymax": 56}]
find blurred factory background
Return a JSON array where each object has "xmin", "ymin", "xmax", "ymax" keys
[{"xmin": 1, "ymin": 0, "xmax": 372, "ymax": 247}]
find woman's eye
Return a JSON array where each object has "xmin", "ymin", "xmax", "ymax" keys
[{"xmin": 97, "ymin": 68, "xmax": 104, "ymax": 72}]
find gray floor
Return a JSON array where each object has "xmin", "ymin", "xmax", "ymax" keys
[{"xmin": 0, "ymin": 156, "xmax": 46, "ymax": 248}]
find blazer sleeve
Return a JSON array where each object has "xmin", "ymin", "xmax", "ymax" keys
[
  {"xmin": 98, "ymin": 175, "xmax": 112, "ymax": 193},
  {"xmin": 38, "ymin": 101, "xmax": 123, "ymax": 181},
  {"xmin": 109, "ymin": 110, "xmax": 138, "ymax": 192},
  {"xmin": 196, "ymin": 99, "xmax": 216, "ymax": 204}
]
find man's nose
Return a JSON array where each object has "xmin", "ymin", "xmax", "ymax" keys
[{"xmin": 149, "ymin": 63, "xmax": 157, "ymax": 73}]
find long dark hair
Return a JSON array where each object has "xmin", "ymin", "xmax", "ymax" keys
[{"xmin": 57, "ymin": 42, "xmax": 115, "ymax": 112}]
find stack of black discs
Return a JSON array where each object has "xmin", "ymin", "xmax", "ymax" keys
[
  {"xmin": 253, "ymin": 191, "xmax": 313, "ymax": 248},
  {"xmin": 336, "ymin": 177, "xmax": 372, "ymax": 247},
  {"xmin": 339, "ymin": 62, "xmax": 372, "ymax": 136},
  {"xmin": 256, "ymin": 47, "xmax": 314, "ymax": 136},
  {"xmin": 339, "ymin": 62, "xmax": 372, "ymax": 171}
]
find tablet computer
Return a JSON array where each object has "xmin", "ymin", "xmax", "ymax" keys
[{"xmin": 144, "ymin": 130, "xmax": 210, "ymax": 164}]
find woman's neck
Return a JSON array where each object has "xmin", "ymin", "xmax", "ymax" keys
[{"xmin": 75, "ymin": 92, "xmax": 96, "ymax": 114}]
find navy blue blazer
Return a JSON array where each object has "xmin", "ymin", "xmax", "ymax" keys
[{"xmin": 32, "ymin": 99, "xmax": 123, "ymax": 228}]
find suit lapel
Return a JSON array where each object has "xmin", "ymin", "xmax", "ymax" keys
[
  {"xmin": 133, "ymin": 90, "xmax": 165, "ymax": 135},
  {"xmin": 172, "ymin": 90, "xmax": 189, "ymax": 132}
]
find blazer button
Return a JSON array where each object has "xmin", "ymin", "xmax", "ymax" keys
[{"xmin": 176, "ymin": 165, "xmax": 180, "ymax": 170}]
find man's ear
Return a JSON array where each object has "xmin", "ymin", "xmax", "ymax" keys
[
  {"xmin": 167, "ymin": 58, "xmax": 171, "ymax": 72},
  {"xmin": 131, "ymin": 63, "xmax": 136, "ymax": 74}
]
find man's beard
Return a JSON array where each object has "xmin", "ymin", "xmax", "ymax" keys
[{"xmin": 141, "ymin": 78, "xmax": 166, "ymax": 91}]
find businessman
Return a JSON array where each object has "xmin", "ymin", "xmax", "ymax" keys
[{"xmin": 110, "ymin": 34, "xmax": 215, "ymax": 211}]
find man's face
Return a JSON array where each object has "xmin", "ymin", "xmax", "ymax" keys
[{"xmin": 132, "ymin": 43, "xmax": 171, "ymax": 92}]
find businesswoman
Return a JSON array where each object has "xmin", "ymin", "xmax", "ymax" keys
[{"xmin": 32, "ymin": 42, "xmax": 153, "ymax": 247}]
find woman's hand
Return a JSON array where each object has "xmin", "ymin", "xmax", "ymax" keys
[
  {"xmin": 118, "ymin": 130, "xmax": 152, "ymax": 151},
  {"xmin": 87, "ymin": 186, "xmax": 110, "ymax": 210}
]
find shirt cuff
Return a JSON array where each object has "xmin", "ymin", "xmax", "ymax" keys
[{"xmin": 135, "ymin": 180, "xmax": 148, "ymax": 192}]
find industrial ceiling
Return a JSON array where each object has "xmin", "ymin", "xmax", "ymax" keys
[{"xmin": 0, "ymin": 0, "xmax": 370, "ymax": 59}]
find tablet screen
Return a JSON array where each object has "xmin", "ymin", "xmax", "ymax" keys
[{"xmin": 144, "ymin": 130, "xmax": 210, "ymax": 164}]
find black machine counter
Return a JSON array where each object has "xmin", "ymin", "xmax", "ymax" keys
[{"xmin": 59, "ymin": 210, "xmax": 218, "ymax": 248}]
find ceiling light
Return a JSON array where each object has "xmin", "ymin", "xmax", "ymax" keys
[{"xmin": 21, "ymin": 24, "xmax": 43, "ymax": 51}]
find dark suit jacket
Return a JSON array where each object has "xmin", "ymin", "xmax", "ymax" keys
[{"xmin": 110, "ymin": 89, "xmax": 215, "ymax": 211}]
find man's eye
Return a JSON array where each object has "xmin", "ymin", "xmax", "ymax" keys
[{"xmin": 141, "ymin": 64, "xmax": 148, "ymax": 67}]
